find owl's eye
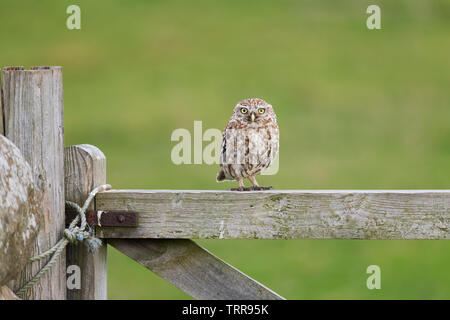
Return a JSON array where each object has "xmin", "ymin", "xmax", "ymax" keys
[
  {"xmin": 258, "ymin": 108, "xmax": 265, "ymax": 114},
  {"xmin": 240, "ymin": 107, "xmax": 248, "ymax": 114}
]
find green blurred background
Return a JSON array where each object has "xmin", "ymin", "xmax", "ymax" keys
[{"xmin": 1, "ymin": 0, "xmax": 449, "ymax": 299}]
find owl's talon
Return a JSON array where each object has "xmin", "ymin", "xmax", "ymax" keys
[
  {"xmin": 250, "ymin": 186, "xmax": 273, "ymax": 191},
  {"xmin": 230, "ymin": 187, "xmax": 252, "ymax": 191}
]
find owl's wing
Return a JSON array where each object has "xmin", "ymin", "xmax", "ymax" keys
[
  {"xmin": 220, "ymin": 121, "xmax": 238, "ymax": 166},
  {"xmin": 272, "ymin": 127, "xmax": 279, "ymax": 159},
  {"xmin": 220, "ymin": 128, "xmax": 227, "ymax": 166}
]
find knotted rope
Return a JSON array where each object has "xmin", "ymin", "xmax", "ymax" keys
[{"xmin": 15, "ymin": 184, "xmax": 111, "ymax": 298}]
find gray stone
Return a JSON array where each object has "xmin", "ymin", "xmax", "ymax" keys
[{"xmin": 0, "ymin": 135, "xmax": 41, "ymax": 284}]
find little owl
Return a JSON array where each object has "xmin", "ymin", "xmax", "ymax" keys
[{"xmin": 216, "ymin": 98, "xmax": 279, "ymax": 191}]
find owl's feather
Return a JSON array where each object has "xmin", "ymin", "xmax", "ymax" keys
[{"xmin": 216, "ymin": 168, "xmax": 228, "ymax": 182}]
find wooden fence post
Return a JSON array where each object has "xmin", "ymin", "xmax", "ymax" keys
[
  {"xmin": 64, "ymin": 144, "xmax": 107, "ymax": 299},
  {"xmin": 2, "ymin": 66, "xmax": 65, "ymax": 299}
]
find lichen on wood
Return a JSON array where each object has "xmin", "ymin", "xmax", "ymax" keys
[{"xmin": 0, "ymin": 135, "xmax": 41, "ymax": 285}]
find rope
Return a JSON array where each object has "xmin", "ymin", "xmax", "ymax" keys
[{"xmin": 15, "ymin": 184, "xmax": 111, "ymax": 298}]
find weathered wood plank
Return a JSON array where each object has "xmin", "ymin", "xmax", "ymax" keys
[
  {"xmin": 97, "ymin": 190, "xmax": 450, "ymax": 239},
  {"xmin": 109, "ymin": 239, "xmax": 284, "ymax": 300},
  {"xmin": 3, "ymin": 66, "xmax": 65, "ymax": 299},
  {"xmin": 64, "ymin": 144, "xmax": 107, "ymax": 300}
]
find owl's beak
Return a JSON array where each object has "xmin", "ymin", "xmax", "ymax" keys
[{"xmin": 250, "ymin": 112, "xmax": 256, "ymax": 122}]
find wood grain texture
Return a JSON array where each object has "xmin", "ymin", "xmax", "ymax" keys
[
  {"xmin": 64, "ymin": 144, "xmax": 107, "ymax": 300},
  {"xmin": 2, "ymin": 66, "xmax": 65, "ymax": 299},
  {"xmin": 0, "ymin": 286, "xmax": 20, "ymax": 300},
  {"xmin": 97, "ymin": 190, "xmax": 450, "ymax": 239},
  {"xmin": 109, "ymin": 239, "xmax": 284, "ymax": 300}
]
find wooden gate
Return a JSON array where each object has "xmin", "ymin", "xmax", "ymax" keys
[{"xmin": 1, "ymin": 66, "xmax": 449, "ymax": 300}]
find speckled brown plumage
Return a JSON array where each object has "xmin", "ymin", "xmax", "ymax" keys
[{"xmin": 216, "ymin": 98, "xmax": 279, "ymax": 191}]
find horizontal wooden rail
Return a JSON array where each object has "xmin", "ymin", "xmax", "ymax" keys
[{"xmin": 95, "ymin": 190, "xmax": 450, "ymax": 239}]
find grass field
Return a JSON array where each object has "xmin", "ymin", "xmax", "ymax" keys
[{"xmin": 1, "ymin": 0, "xmax": 449, "ymax": 299}]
